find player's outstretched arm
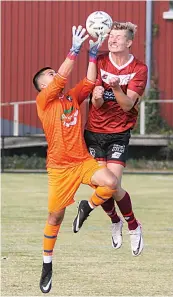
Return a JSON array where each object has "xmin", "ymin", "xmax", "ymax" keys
[
  {"xmin": 88, "ymin": 35, "xmax": 107, "ymax": 109},
  {"xmin": 69, "ymin": 34, "xmax": 107, "ymax": 105},
  {"xmin": 87, "ymin": 34, "xmax": 107, "ymax": 82},
  {"xmin": 36, "ymin": 26, "xmax": 89, "ymax": 110},
  {"xmin": 58, "ymin": 25, "xmax": 89, "ymax": 78}
]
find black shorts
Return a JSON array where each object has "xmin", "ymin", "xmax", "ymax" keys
[{"xmin": 84, "ymin": 129, "xmax": 131, "ymax": 166}]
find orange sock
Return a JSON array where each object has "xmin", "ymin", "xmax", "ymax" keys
[
  {"xmin": 43, "ymin": 222, "xmax": 60, "ymax": 262},
  {"xmin": 89, "ymin": 186, "xmax": 116, "ymax": 208}
]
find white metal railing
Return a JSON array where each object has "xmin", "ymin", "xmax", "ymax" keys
[
  {"xmin": 1, "ymin": 100, "xmax": 35, "ymax": 136},
  {"xmin": 139, "ymin": 99, "xmax": 173, "ymax": 135},
  {"xmin": 1, "ymin": 99, "xmax": 173, "ymax": 136}
]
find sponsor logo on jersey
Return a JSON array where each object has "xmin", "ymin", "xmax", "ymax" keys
[
  {"xmin": 100, "ymin": 69, "xmax": 136, "ymax": 85},
  {"xmin": 103, "ymin": 89, "xmax": 116, "ymax": 102}
]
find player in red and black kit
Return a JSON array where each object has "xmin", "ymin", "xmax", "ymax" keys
[{"xmin": 84, "ymin": 21, "xmax": 148, "ymax": 256}]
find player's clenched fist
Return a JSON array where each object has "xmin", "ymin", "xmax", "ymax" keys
[
  {"xmin": 93, "ymin": 86, "xmax": 104, "ymax": 100},
  {"xmin": 109, "ymin": 77, "xmax": 120, "ymax": 89}
]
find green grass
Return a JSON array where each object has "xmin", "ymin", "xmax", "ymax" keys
[{"xmin": 1, "ymin": 174, "xmax": 173, "ymax": 296}]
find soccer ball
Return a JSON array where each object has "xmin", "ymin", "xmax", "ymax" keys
[{"xmin": 86, "ymin": 11, "xmax": 113, "ymax": 39}]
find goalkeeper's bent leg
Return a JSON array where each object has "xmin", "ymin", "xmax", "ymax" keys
[{"xmin": 89, "ymin": 186, "xmax": 116, "ymax": 208}]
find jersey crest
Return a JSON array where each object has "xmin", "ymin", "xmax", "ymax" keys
[{"xmin": 61, "ymin": 108, "xmax": 79, "ymax": 127}]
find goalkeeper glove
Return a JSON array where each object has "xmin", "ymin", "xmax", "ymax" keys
[
  {"xmin": 68, "ymin": 25, "xmax": 89, "ymax": 60},
  {"xmin": 89, "ymin": 34, "xmax": 108, "ymax": 63}
]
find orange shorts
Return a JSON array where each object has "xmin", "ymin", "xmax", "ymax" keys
[{"xmin": 47, "ymin": 159, "xmax": 104, "ymax": 213}]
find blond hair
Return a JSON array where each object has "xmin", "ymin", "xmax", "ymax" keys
[{"xmin": 111, "ymin": 21, "xmax": 137, "ymax": 40}]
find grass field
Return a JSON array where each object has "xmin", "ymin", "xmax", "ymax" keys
[{"xmin": 1, "ymin": 173, "xmax": 173, "ymax": 296}]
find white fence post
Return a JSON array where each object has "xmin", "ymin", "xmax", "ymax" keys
[
  {"xmin": 13, "ymin": 103, "xmax": 19, "ymax": 136},
  {"xmin": 140, "ymin": 100, "xmax": 145, "ymax": 135}
]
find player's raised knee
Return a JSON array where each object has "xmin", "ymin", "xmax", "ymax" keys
[{"xmin": 104, "ymin": 174, "xmax": 118, "ymax": 190}]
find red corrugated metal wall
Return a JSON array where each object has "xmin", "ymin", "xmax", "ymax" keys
[
  {"xmin": 3, "ymin": 1, "xmax": 173, "ymax": 132},
  {"xmin": 1, "ymin": 1, "xmax": 146, "ymax": 134},
  {"xmin": 153, "ymin": 1, "xmax": 173, "ymax": 127}
]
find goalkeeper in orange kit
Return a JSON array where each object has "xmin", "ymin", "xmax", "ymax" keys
[{"xmin": 33, "ymin": 25, "xmax": 118, "ymax": 294}]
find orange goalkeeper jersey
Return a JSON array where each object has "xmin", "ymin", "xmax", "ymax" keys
[{"xmin": 36, "ymin": 74, "xmax": 95, "ymax": 168}]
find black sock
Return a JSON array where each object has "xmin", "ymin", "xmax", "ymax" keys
[{"xmin": 43, "ymin": 262, "xmax": 52, "ymax": 271}]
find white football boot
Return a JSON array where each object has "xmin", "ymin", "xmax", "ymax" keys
[
  {"xmin": 111, "ymin": 219, "xmax": 124, "ymax": 249},
  {"xmin": 129, "ymin": 222, "xmax": 144, "ymax": 256}
]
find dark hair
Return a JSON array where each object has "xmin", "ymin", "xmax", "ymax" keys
[{"xmin": 33, "ymin": 67, "xmax": 52, "ymax": 92}]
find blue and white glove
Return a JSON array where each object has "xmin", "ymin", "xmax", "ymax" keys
[
  {"xmin": 89, "ymin": 34, "xmax": 108, "ymax": 63},
  {"xmin": 68, "ymin": 25, "xmax": 89, "ymax": 59}
]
